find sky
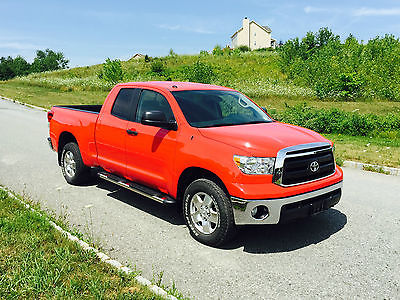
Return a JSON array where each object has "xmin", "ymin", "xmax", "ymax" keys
[{"xmin": 1, "ymin": 0, "xmax": 400, "ymax": 67}]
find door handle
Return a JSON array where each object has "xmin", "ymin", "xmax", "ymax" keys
[{"xmin": 126, "ymin": 129, "xmax": 138, "ymax": 136}]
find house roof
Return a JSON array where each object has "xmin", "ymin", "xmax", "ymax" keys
[{"xmin": 231, "ymin": 20, "xmax": 272, "ymax": 39}]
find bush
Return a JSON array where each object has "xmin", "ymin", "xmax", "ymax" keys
[
  {"xmin": 238, "ymin": 45, "xmax": 251, "ymax": 52},
  {"xmin": 99, "ymin": 58, "xmax": 124, "ymax": 84},
  {"xmin": 212, "ymin": 45, "xmax": 224, "ymax": 56},
  {"xmin": 182, "ymin": 61, "xmax": 215, "ymax": 84},
  {"xmin": 275, "ymin": 103, "xmax": 400, "ymax": 136},
  {"xmin": 150, "ymin": 59, "xmax": 165, "ymax": 74},
  {"xmin": 278, "ymin": 28, "xmax": 400, "ymax": 101}
]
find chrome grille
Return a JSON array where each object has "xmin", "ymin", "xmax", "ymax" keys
[{"xmin": 273, "ymin": 142, "xmax": 336, "ymax": 186}]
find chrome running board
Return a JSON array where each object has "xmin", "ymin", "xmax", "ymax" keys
[{"xmin": 98, "ymin": 171, "xmax": 176, "ymax": 205}]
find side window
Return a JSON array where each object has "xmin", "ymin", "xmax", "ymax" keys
[
  {"xmin": 136, "ymin": 90, "xmax": 175, "ymax": 122},
  {"xmin": 111, "ymin": 88, "xmax": 138, "ymax": 120}
]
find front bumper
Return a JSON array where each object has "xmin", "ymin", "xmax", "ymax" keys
[{"xmin": 231, "ymin": 181, "xmax": 342, "ymax": 225}]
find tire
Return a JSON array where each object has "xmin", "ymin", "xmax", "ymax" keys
[
  {"xmin": 183, "ymin": 179, "xmax": 236, "ymax": 246},
  {"xmin": 61, "ymin": 142, "xmax": 90, "ymax": 185}
]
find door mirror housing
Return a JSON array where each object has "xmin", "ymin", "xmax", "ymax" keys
[
  {"xmin": 141, "ymin": 111, "xmax": 177, "ymax": 130},
  {"xmin": 261, "ymin": 106, "xmax": 268, "ymax": 113}
]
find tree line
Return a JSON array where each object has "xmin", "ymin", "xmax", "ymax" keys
[
  {"xmin": 278, "ymin": 28, "xmax": 400, "ymax": 101},
  {"xmin": 0, "ymin": 49, "xmax": 69, "ymax": 81}
]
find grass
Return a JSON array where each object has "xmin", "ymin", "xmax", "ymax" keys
[
  {"xmin": 326, "ymin": 134, "xmax": 400, "ymax": 167},
  {"xmin": 0, "ymin": 188, "xmax": 177, "ymax": 299}
]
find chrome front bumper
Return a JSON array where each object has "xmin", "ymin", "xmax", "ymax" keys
[{"xmin": 231, "ymin": 181, "xmax": 343, "ymax": 225}]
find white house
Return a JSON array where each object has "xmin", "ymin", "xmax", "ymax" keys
[{"xmin": 231, "ymin": 17, "xmax": 276, "ymax": 50}]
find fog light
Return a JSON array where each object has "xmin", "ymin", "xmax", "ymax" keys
[{"xmin": 250, "ymin": 205, "xmax": 269, "ymax": 220}]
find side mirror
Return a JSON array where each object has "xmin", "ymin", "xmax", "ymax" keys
[
  {"xmin": 141, "ymin": 111, "xmax": 177, "ymax": 130},
  {"xmin": 261, "ymin": 106, "xmax": 268, "ymax": 113}
]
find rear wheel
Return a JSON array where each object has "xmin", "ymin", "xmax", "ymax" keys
[
  {"xmin": 61, "ymin": 142, "xmax": 90, "ymax": 185},
  {"xmin": 183, "ymin": 179, "xmax": 236, "ymax": 246}
]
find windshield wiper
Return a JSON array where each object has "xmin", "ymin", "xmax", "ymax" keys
[{"xmin": 241, "ymin": 120, "xmax": 273, "ymax": 125}]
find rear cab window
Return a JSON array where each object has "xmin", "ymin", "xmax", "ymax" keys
[{"xmin": 111, "ymin": 88, "xmax": 140, "ymax": 120}]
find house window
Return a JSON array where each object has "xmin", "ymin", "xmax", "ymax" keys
[
  {"xmin": 254, "ymin": 33, "xmax": 256, "ymax": 36},
  {"xmin": 254, "ymin": 41, "xmax": 256, "ymax": 46}
]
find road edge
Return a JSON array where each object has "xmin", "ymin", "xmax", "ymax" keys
[
  {"xmin": 0, "ymin": 95, "xmax": 48, "ymax": 112},
  {"xmin": 343, "ymin": 160, "xmax": 400, "ymax": 176},
  {"xmin": 1, "ymin": 186, "xmax": 178, "ymax": 300}
]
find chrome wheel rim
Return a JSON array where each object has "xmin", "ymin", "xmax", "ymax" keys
[
  {"xmin": 64, "ymin": 150, "xmax": 76, "ymax": 178},
  {"xmin": 189, "ymin": 192, "xmax": 220, "ymax": 235}
]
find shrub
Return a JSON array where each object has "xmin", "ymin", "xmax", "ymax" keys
[
  {"xmin": 278, "ymin": 28, "xmax": 400, "ymax": 101},
  {"xmin": 182, "ymin": 61, "xmax": 215, "ymax": 84},
  {"xmin": 100, "ymin": 58, "xmax": 124, "ymax": 84},
  {"xmin": 275, "ymin": 103, "xmax": 400, "ymax": 136},
  {"xmin": 150, "ymin": 59, "xmax": 165, "ymax": 74},
  {"xmin": 238, "ymin": 45, "xmax": 251, "ymax": 52},
  {"xmin": 212, "ymin": 45, "xmax": 224, "ymax": 56}
]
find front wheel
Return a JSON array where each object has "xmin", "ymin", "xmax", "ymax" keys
[
  {"xmin": 61, "ymin": 142, "xmax": 90, "ymax": 185},
  {"xmin": 183, "ymin": 179, "xmax": 236, "ymax": 246}
]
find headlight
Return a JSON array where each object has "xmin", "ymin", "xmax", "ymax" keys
[{"xmin": 233, "ymin": 155, "xmax": 275, "ymax": 175}]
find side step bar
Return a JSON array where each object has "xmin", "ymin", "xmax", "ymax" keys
[{"xmin": 98, "ymin": 171, "xmax": 176, "ymax": 205}]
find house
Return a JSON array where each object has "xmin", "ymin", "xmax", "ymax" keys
[
  {"xmin": 231, "ymin": 17, "xmax": 276, "ymax": 50},
  {"xmin": 131, "ymin": 53, "xmax": 145, "ymax": 60}
]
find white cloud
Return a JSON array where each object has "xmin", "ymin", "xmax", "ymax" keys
[
  {"xmin": 304, "ymin": 6, "xmax": 329, "ymax": 14},
  {"xmin": 354, "ymin": 7, "xmax": 400, "ymax": 16},
  {"xmin": 0, "ymin": 42, "xmax": 41, "ymax": 50},
  {"xmin": 158, "ymin": 24, "xmax": 214, "ymax": 34}
]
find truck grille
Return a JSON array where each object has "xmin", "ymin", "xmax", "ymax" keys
[{"xmin": 281, "ymin": 148, "xmax": 335, "ymax": 185}]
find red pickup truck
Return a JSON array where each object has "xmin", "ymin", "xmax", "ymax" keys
[{"xmin": 48, "ymin": 81, "xmax": 343, "ymax": 246}]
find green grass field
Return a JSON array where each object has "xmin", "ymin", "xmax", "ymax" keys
[
  {"xmin": 1, "ymin": 51, "xmax": 399, "ymax": 168},
  {"xmin": 0, "ymin": 188, "xmax": 182, "ymax": 299}
]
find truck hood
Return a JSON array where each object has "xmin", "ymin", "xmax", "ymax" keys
[{"xmin": 198, "ymin": 122, "xmax": 330, "ymax": 156}]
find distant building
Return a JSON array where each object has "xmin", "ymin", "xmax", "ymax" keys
[
  {"xmin": 231, "ymin": 17, "xmax": 276, "ymax": 50},
  {"xmin": 131, "ymin": 53, "xmax": 145, "ymax": 60}
]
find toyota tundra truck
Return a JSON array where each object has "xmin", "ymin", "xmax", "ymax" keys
[{"xmin": 47, "ymin": 81, "xmax": 343, "ymax": 246}]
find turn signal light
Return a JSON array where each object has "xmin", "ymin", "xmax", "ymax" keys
[{"xmin": 47, "ymin": 111, "xmax": 54, "ymax": 122}]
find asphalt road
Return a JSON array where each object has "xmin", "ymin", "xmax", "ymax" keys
[{"xmin": 0, "ymin": 99, "xmax": 399, "ymax": 299}]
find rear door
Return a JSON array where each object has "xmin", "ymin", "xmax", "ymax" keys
[
  {"xmin": 95, "ymin": 88, "xmax": 140, "ymax": 176},
  {"xmin": 125, "ymin": 89, "xmax": 178, "ymax": 193}
]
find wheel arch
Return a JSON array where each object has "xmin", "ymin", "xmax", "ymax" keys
[
  {"xmin": 57, "ymin": 131, "xmax": 78, "ymax": 166},
  {"xmin": 176, "ymin": 167, "xmax": 229, "ymax": 203}
]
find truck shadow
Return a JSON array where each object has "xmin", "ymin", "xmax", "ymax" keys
[
  {"xmin": 222, "ymin": 209, "xmax": 347, "ymax": 254},
  {"xmin": 96, "ymin": 180, "xmax": 185, "ymax": 226},
  {"xmin": 95, "ymin": 179, "xmax": 347, "ymax": 254}
]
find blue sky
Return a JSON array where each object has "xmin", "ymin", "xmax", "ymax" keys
[{"xmin": 1, "ymin": 0, "xmax": 400, "ymax": 67}]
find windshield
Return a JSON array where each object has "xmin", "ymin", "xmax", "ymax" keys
[{"xmin": 171, "ymin": 90, "xmax": 272, "ymax": 128}]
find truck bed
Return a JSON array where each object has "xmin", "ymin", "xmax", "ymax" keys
[{"xmin": 54, "ymin": 105, "xmax": 102, "ymax": 114}]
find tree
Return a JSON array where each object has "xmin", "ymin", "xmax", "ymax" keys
[
  {"xmin": 0, "ymin": 56, "xmax": 15, "ymax": 80},
  {"xmin": 30, "ymin": 49, "xmax": 69, "ymax": 73},
  {"xmin": 11, "ymin": 56, "xmax": 30, "ymax": 76}
]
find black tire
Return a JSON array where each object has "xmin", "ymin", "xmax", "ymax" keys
[
  {"xmin": 183, "ymin": 179, "xmax": 236, "ymax": 246},
  {"xmin": 61, "ymin": 142, "xmax": 90, "ymax": 185}
]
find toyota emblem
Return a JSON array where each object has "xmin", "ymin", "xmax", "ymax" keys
[{"xmin": 310, "ymin": 161, "xmax": 319, "ymax": 173}]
